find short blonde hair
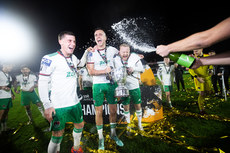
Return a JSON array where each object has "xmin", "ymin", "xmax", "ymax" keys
[{"xmin": 119, "ymin": 43, "xmax": 130, "ymax": 49}]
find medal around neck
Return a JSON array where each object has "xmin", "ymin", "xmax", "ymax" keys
[{"xmin": 114, "ymin": 67, "xmax": 129, "ymax": 98}]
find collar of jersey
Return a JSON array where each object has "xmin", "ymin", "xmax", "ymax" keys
[
  {"xmin": 57, "ymin": 50, "xmax": 71, "ymax": 58},
  {"xmin": 97, "ymin": 48, "xmax": 105, "ymax": 51}
]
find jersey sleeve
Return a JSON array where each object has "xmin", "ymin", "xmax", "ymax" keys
[
  {"xmin": 133, "ymin": 60, "xmax": 144, "ymax": 73},
  {"xmin": 78, "ymin": 50, "xmax": 88, "ymax": 67},
  {"xmin": 87, "ymin": 51, "xmax": 94, "ymax": 64},
  {"xmin": 39, "ymin": 55, "xmax": 54, "ymax": 76},
  {"xmin": 31, "ymin": 74, "xmax": 38, "ymax": 84},
  {"xmin": 38, "ymin": 55, "xmax": 53, "ymax": 109}
]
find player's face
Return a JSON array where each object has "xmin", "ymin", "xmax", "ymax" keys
[
  {"xmin": 164, "ymin": 58, "xmax": 170, "ymax": 65},
  {"xmin": 59, "ymin": 34, "xmax": 76, "ymax": 56},
  {"xmin": 119, "ymin": 46, "xmax": 130, "ymax": 61},
  {"xmin": 193, "ymin": 49, "xmax": 203, "ymax": 56},
  {"xmin": 21, "ymin": 67, "xmax": 30, "ymax": 76},
  {"xmin": 3, "ymin": 64, "xmax": 13, "ymax": 73},
  {"xmin": 94, "ymin": 30, "xmax": 107, "ymax": 47}
]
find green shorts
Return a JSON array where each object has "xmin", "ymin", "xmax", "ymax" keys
[
  {"xmin": 163, "ymin": 85, "xmax": 173, "ymax": 92},
  {"xmin": 21, "ymin": 91, "xmax": 40, "ymax": 106},
  {"xmin": 121, "ymin": 88, "xmax": 142, "ymax": 105},
  {"xmin": 0, "ymin": 98, "xmax": 13, "ymax": 110},
  {"xmin": 93, "ymin": 83, "xmax": 117, "ymax": 107},
  {"xmin": 50, "ymin": 103, "xmax": 83, "ymax": 131}
]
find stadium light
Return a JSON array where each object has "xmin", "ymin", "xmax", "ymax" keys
[{"xmin": 0, "ymin": 8, "xmax": 40, "ymax": 64}]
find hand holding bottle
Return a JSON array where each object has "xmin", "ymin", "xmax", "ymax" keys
[{"xmin": 156, "ymin": 45, "xmax": 171, "ymax": 57}]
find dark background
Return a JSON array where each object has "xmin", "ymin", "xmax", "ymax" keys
[{"xmin": 1, "ymin": 0, "xmax": 230, "ymax": 71}]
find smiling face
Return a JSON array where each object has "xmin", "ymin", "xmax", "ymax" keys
[
  {"xmin": 58, "ymin": 33, "xmax": 76, "ymax": 57},
  {"xmin": 21, "ymin": 67, "xmax": 30, "ymax": 76},
  {"xmin": 193, "ymin": 48, "xmax": 203, "ymax": 57},
  {"xmin": 94, "ymin": 29, "xmax": 107, "ymax": 49},
  {"xmin": 119, "ymin": 45, "xmax": 130, "ymax": 61}
]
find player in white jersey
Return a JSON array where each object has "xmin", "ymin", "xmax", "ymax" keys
[
  {"xmin": 38, "ymin": 31, "xmax": 88, "ymax": 153},
  {"xmin": 86, "ymin": 28, "xmax": 123, "ymax": 150},
  {"xmin": 0, "ymin": 64, "xmax": 14, "ymax": 134},
  {"xmin": 14, "ymin": 65, "xmax": 44, "ymax": 124},
  {"xmin": 157, "ymin": 58, "xmax": 175, "ymax": 108},
  {"xmin": 113, "ymin": 44, "xmax": 144, "ymax": 134}
]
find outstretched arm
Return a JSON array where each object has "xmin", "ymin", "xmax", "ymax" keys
[
  {"xmin": 156, "ymin": 17, "xmax": 230, "ymax": 57},
  {"xmin": 78, "ymin": 50, "xmax": 89, "ymax": 67},
  {"xmin": 191, "ymin": 51, "xmax": 230, "ymax": 69},
  {"xmin": 86, "ymin": 63, "xmax": 111, "ymax": 76}
]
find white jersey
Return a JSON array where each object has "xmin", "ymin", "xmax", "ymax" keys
[
  {"xmin": 87, "ymin": 46, "xmax": 118, "ymax": 84},
  {"xmin": 157, "ymin": 64, "xmax": 175, "ymax": 86},
  {"xmin": 16, "ymin": 74, "xmax": 37, "ymax": 91},
  {"xmin": 114, "ymin": 53, "xmax": 144, "ymax": 90},
  {"xmin": 0, "ymin": 71, "xmax": 12, "ymax": 99},
  {"xmin": 38, "ymin": 51, "xmax": 80, "ymax": 109}
]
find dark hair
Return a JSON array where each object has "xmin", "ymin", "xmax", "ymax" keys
[
  {"xmin": 93, "ymin": 27, "xmax": 107, "ymax": 38},
  {"xmin": 94, "ymin": 27, "xmax": 106, "ymax": 33},
  {"xmin": 58, "ymin": 31, "xmax": 75, "ymax": 40},
  {"xmin": 20, "ymin": 65, "xmax": 30, "ymax": 70}
]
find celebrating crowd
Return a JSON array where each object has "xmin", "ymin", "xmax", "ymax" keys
[{"xmin": 0, "ymin": 17, "xmax": 230, "ymax": 153}]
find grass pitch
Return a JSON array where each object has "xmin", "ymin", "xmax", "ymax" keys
[{"xmin": 1, "ymin": 74, "xmax": 230, "ymax": 153}]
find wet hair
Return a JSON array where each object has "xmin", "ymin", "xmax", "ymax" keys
[
  {"xmin": 58, "ymin": 31, "xmax": 75, "ymax": 40},
  {"xmin": 119, "ymin": 43, "xmax": 130, "ymax": 49},
  {"xmin": 94, "ymin": 27, "xmax": 105, "ymax": 33},
  {"xmin": 94, "ymin": 27, "xmax": 107, "ymax": 37}
]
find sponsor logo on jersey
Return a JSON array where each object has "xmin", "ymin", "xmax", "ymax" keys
[
  {"xmin": 41, "ymin": 58, "xmax": 52, "ymax": 66},
  {"xmin": 66, "ymin": 71, "xmax": 76, "ymax": 77}
]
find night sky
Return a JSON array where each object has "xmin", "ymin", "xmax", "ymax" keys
[{"xmin": 1, "ymin": 0, "xmax": 230, "ymax": 72}]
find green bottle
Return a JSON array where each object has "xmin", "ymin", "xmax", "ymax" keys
[{"xmin": 169, "ymin": 53, "xmax": 195, "ymax": 68}]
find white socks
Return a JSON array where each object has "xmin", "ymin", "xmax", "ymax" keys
[
  {"xmin": 96, "ymin": 125, "xmax": 104, "ymax": 140},
  {"xmin": 136, "ymin": 110, "xmax": 143, "ymax": 129},
  {"xmin": 110, "ymin": 123, "xmax": 117, "ymax": 136},
  {"xmin": 73, "ymin": 127, "xmax": 83, "ymax": 150},
  {"xmin": 38, "ymin": 106, "xmax": 45, "ymax": 117},
  {"xmin": 124, "ymin": 111, "xmax": 130, "ymax": 124},
  {"xmin": 48, "ymin": 136, "xmax": 63, "ymax": 153}
]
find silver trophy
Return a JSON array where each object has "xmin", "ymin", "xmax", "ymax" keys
[{"xmin": 114, "ymin": 66, "xmax": 129, "ymax": 98}]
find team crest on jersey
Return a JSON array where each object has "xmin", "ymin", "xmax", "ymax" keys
[{"xmin": 53, "ymin": 121, "xmax": 60, "ymax": 128}]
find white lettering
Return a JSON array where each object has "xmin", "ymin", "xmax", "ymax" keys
[
  {"xmin": 117, "ymin": 104, "xmax": 120, "ymax": 115},
  {"xmin": 82, "ymin": 105, "xmax": 86, "ymax": 115},
  {"xmin": 91, "ymin": 104, "xmax": 95, "ymax": 115},
  {"xmin": 86, "ymin": 105, "xmax": 91, "ymax": 115},
  {"xmin": 120, "ymin": 104, "xmax": 124, "ymax": 115}
]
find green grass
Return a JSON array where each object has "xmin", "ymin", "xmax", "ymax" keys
[{"xmin": 1, "ymin": 73, "xmax": 230, "ymax": 153}]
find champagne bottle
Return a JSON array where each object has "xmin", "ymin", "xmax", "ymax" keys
[{"xmin": 169, "ymin": 53, "xmax": 195, "ymax": 68}]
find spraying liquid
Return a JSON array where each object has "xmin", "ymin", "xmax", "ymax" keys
[{"xmin": 111, "ymin": 18, "xmax": 156, "ymax": 52}]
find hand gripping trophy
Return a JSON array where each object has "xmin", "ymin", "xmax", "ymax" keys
[{"xmin": 114, "ymin": 66, "xmax": 129, "ymax": 98}]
